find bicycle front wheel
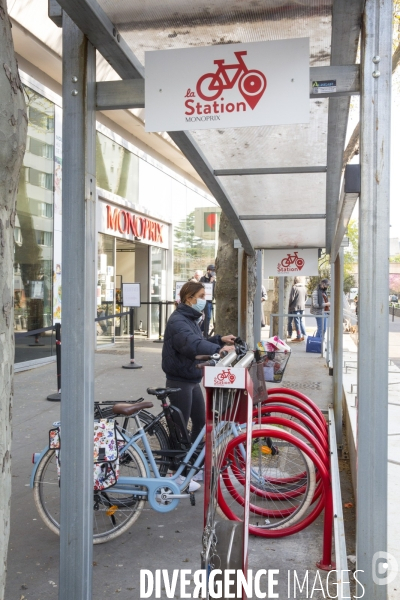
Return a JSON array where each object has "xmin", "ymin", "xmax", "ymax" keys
[
  {"xmin": 33, "ymin": 447, "xmax": 146, "ymax": 544},
  {"xmin": 217, "ymin": 428, "xmax": 316, "ymax": 533}
]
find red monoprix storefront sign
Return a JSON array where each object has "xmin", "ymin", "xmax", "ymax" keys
[{"xmin": 106, "ymin": 205, "xmax": 164, "ymax": 244}]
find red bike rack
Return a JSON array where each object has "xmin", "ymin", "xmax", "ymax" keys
[{"xmin": 203, "ymin": 371, "xmax": 335, "ymax": 589}]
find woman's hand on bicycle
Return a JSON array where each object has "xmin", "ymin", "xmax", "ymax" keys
[
  {"xmin": 221, "ymin": 334, "xmax": 236, "ymax": 345},
  {"xmin": 220, "ymin": 345, "xmax": 236, "ymax": 354}
]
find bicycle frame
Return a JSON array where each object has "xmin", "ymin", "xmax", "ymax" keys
[
  {"xmin": 30, "ymin": 414, "xmax": 244, "ymax": 515},
  {"xmin": 212, "ymin": 51, "xmax": 248, "ymax": 89}
]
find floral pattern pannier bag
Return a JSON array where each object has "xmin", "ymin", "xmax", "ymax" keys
[{"xmin": 49, "ymin": 419, "xmax": 120, "ymax": 491}]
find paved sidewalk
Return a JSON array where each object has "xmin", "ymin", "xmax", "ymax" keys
[
  {"xmin": 7, "ymin": 336, "xmax": 351, "ymax": 600},
  {"xmin": 342, "ymin": 319, "xmax": 400, "ymax": 600}
]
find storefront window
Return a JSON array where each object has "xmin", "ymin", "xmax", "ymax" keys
[
  {"xmin": 150, "ymin": 246, "xmax": 167, "ymax": 336},
  {"xmin": 96, "ymin": 132, "xmax": 139, "ymax": 204},
  {"xmin": 97, "ymin": 233, "xmax": 115, "ymax": 344},
  {"xmin": 14, "ymin": 88, "xmax": 55, "ymax": 363},
  {"xmin": 173, "ymin": 185, "xmax": 220, "ymax": 288}
]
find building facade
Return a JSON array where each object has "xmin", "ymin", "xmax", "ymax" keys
[{"xmin": 14, "ymin": 73, "xmax": 220, "ymax": 366}]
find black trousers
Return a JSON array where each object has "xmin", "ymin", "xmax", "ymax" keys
[{"xmin": 166, "ymin": 379, "xmax": 205, "ymax": 443}]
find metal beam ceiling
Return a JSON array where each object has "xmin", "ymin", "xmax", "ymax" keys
[
  {"xmin": 325, "ymin": 0, "xmax": 364, "ymax": 254},
  {"xmin": 56, "ymin": 0, "xmax": 254, "ymax": 255},
  {"xmin": 215, "ymin": 167, "xmax": 327, "ymax": 176},
  {"xmin": 239, "ymin": 214, "xmax": 326, "ymax": 220},
  {"xmin": 330, "ymin": 164, "xmax": 360, "ymax": 262}
]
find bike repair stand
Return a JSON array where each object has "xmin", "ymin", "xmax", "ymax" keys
[
  {"xmin": 202, "ymin": 363, "xmax": 253, "ymax": 600},
  {"xmin": 122, "ymin": 307, "xmax": 142, "ymax": 369}
]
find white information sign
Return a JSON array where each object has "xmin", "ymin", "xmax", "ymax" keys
[
  {"xmin": 122, "ymin": 283, "xmax": 141, "ymax": 307},
  {"xmin": 264, "ymin": 248, "xmax": 319, "ymax": 277},
  {"xmin": 204, "ymin": 366, "xmax": 246, "ymax": 389},
  {"xmin": 145, "ymin": 38, "xmax": 310, "ymax": 132},
  {"xmin": 175, "ymin": 281, "xmax": 186, "ymax": 302},
  {"xmin": 204, "ymin": 283, "xmax": 214, "ymax": 301}
]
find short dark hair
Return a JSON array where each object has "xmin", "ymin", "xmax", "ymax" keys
[{"xmin": 180, "ymin": 281, "xmax": 204, "ymax": 304}]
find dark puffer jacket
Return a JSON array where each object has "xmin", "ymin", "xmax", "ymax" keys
[{"xmin": 162, "ymin": 303, "xmax": 223, "ymax": 383}]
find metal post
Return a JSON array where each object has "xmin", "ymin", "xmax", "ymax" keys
[
  {"xmin": 153, "ymin": 301, "xmax": 164, "ymax": 343},
  {"xmin": 253, "ymin": 250, "xmax": 262, "ymax": 347},
  {"xmin": 59, "ymin": 15, "xmax": 96, "ymax": 600},
  {"xmin": 327, "ymin": 264, "xmax": 334, "ymax": 365},
  {"xmin": 123, "ymin": 307, "xmax": 142, "ymax": 368},
  {"xmin": 333, "ymin": 250, "xmax": 343, "ymax": 446},
  {"xmin": 278, "ymin": 277, "xmax": 284, "ymax": 340},
  {"xmin": 239, "ymin": 251, "xmax": 248, "ymax": 340},
  {"xmin": 237, "ymin": 247, "xmax": 243, "ymax": 336},
  {"xmin": 357, "ymin": 0, "xmax": 391, "ymax": 597}
]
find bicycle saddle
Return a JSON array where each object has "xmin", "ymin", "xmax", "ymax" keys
[
  {"xmin": 112, "ymin": 401, "xmax": 153, "ymax": 416},
  {"xmin": 147, "ymin": 387, "xmax": 181, "ymax": 398}
]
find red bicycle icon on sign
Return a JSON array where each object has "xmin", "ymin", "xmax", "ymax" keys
[
  {"xmin": 196, "ymin": 51, "xmax": 267, "ymax": 108},
  {"xmin": 215, "ymin": 369, "xmax": 236, "ymax": 384},
  {"xmin": 280, "ymin": 252, "xmax": 305, "ymax": 269}
]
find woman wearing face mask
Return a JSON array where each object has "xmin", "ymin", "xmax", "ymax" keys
[{"xmin": 162, "ymin": 281, "xmax": 235, "ymax": 449}]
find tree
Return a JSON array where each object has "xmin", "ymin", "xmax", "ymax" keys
[
  {"xmin": 214, "ymin": 211, "xmax": 238, "ymax": 335},
  {"xmin": 0, "ymin": 2, "xmax": 27, "ymax": 596}
]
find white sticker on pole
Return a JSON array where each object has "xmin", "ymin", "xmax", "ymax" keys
[
  {"xmin": 145, "ymin": 38, "xmax": 310, "ymax": 132},
  {"xmin": 263, "ymin": 248, "xmax": 319, "ymax": 277},
  {"xmin": 204, "ymin": 366, "xmax": 246, "ymax": 389}
]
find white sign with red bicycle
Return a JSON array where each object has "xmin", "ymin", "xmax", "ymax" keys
[
  {"xmin": 145, "ymin": 39, "xmax": 309, "ymax": 132},
  {"xmin": 264, "ymin": 248, "xmax": 319, "ymax": 277},
  {"xmin": 204, "ymin": 366, "xmax": 246, "ymax": 389}
]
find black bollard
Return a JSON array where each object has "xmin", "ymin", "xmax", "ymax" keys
[
  {"xmin": 47, "ymin": 322, "xmax": 61, "ymax": 401},
  {"xmin": 122, "ymin": 307, "xmax": 142, "ymax": 369}
]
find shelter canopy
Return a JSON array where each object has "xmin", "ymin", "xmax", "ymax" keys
[{"xmin": 58, "ymin": 0, "xmax": 363, "ymax": 253}]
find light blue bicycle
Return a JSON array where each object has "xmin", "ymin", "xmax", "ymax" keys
[{"xmin": 31, "ymin": 351, "xmax": 314, "ymax": 544}]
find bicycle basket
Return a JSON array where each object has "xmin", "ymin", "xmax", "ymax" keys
[
  {"xmin": 255, "ymin": 350, "xmax": 291, "ymax": 383},
  {"xmin": 248, "ymin": 362, "xmax": 268, "ymax": 403}
]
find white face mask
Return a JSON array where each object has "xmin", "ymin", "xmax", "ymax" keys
[{"xmin": 192, "ymin": 298, "xmax": 207, "ymax": 313}]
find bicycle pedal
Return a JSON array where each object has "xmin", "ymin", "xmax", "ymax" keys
[{"xmin": 190, "ymin": 492, "xmax": 196, "ymax": 506}]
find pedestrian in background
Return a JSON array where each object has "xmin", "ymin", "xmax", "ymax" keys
[
  {"xmin": 310, "ymin": 278, "xmax": 330, "ymax": 339},
  {"xmin": 287, "ymin": 277, "xmax": 308, "ymax": 342},
  {"xmin": 190, "ymin": 270, "xmax": 203, "ymax": 282},
  {"xmin": 261, "ymin": 285, "xmax": 267, "ymax": 328},
  {"xmin": 200, "ymin": 265, "xmax": 215, "ymax": 337}
]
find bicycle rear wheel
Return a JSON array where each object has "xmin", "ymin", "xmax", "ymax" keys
[{"xmin": 33, "ymin": 447, "xmax": 146, "ymax": 544}]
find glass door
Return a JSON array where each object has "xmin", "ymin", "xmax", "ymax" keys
[
  {"xmin": 97, "ymin": 233, "xmax": 115, "ymax": 345},
  {"xmin": 150, "ymin": 246, "xmax": 167, "ymax": 337}
]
